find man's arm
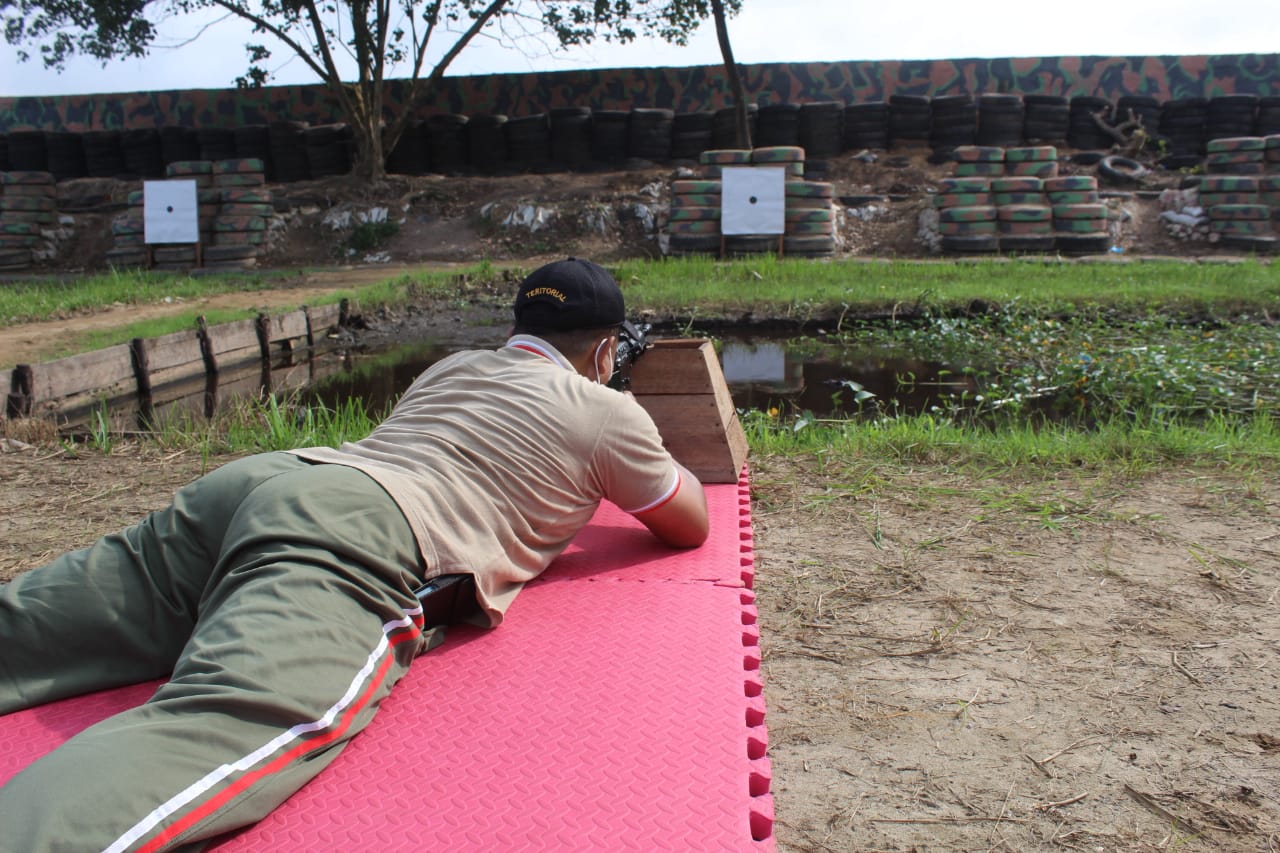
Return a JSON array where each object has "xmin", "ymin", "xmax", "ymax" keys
[{"xmin": 632, "ymin": 462, "xmax": 709, "ymax": 548}]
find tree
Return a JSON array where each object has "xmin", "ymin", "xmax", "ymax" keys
[
  {"xmin": 709, "ymin": 0, "xmax": 748, "ymax": 149},
  {"xmin": 5, "ymin": 0, "xmax": 743, "ymax": 179}
]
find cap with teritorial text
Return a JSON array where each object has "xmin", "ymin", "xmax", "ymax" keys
[{"xmin": 513, "ymin": 258, "xmax": 625, "ymax": 332}]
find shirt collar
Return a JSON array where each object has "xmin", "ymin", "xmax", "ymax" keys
[{"xmin": 504, "ymin": 334, "xmax": 574, "ymax": 371}]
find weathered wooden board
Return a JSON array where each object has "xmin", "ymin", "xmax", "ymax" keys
[
  {"xmin": 630, "ymin": 339, "xmax": 748, "ymax": 484},
  {"xmin": 133, "ymin": 328, "xmax": 206, "ymax": 404},
  {"xmin": 20, "ymin": 344, "xmax": 139, "ymax": 425},
  {"xmin": 203, "ymin": 317, "xmax": 263, "ymax": 371}
]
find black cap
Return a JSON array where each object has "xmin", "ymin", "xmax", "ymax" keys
[{"xmin": 513, "ymin": 258, "xmax": 625, "ymax": 332}]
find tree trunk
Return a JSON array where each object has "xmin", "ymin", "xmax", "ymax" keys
[{"xmin": 711, "ymin": 0, "xmax": 751, "ymax": 149}]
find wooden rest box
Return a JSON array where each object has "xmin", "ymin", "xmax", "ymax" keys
[{"xmin": 628, "ymin": 338, "xmax": 748, "ymax": 484}]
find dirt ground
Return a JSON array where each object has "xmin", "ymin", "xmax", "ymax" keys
[{"xmin": 2, "ymin": 150, "xmax": 1278, "ymax": 851}]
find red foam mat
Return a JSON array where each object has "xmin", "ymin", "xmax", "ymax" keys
[{"xmin": 1, "ymin": 469, "xmax": 773, "ymax": 850}]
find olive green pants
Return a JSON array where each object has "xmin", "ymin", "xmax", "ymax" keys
[{"xmin": 0, "ymin": 452, "xmax": 433, "ymax": 852}]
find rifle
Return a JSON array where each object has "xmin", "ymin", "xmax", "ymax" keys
[{"xmin": 608, "ymin": 320, "xmax": 652, "ymax": 392}]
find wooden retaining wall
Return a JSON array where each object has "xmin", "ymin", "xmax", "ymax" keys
[{"xmin": 5, "ymin": 300, "xmax": 349, "ymax": 429}]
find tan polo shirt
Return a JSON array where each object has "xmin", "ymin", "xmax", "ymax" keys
[{"xmin": 290, "ymin": 335, "xmax": 681, "ymax": 625}]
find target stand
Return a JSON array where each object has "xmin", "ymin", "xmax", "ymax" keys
[{"xmin": 720, "ymin": 166, "xmax": 786, "ymax": 258}]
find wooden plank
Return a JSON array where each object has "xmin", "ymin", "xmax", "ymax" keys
[
  {"xmin": 264, "ymin": 310, "xmax": 308, "ymax": 347},
  {"xmin": 207, "ymin": 362, "xmax": 269, "ymax": 413},
  {"xmin": 134, "ymin": 328, "xmax": 206, "ymax": 398},
  {"xmin": 635, "ymin": 393, "xmax": 747, "ymax": 483},
  {"xmin": 203, "ymin": 317, "xmax": 263, "ymax": 370},
  {"xmin": 306, "ymin": 303, "xmax": 344, "ymax": 351},
  {"xmin": 26, "ymin": 345, "xmax": 136, "ymax": 404},
  {"xmin": 630, "ymin": 339, "xmax": 718, "ymax": 396}
]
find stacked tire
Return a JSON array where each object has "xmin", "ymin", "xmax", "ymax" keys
[
  {"xmin": 952, "ymin": 145, "xmax": 1005, "ymax": 178},
  {"xmin": 671, "ymin": 111, "xmax": 715, "ymax": 161},
  {"xmin": 590, "ymin": 111, "xmax": 629, "ymax": 165},
  {"xmin": 466, "ymin": 114, "xmax": 509, "ymax": 174},
  {"xmin": 756, "ymin": 104, "xmax": 800, "ymax": 148},
  {"xmin": 44, "ymin": 131, "xmax": 87, "ymax": 181},
  {"xmin": 1004, "ymin": 145, "xmax": 1058, "ymax": 179},
  {"xmin": 976, "ymin": 94, "xmax": 1024, "ymax": 148},
  {"xmin": 929, "ymin": 95, "xmax": 978, "ymax": 150},
  {"xmin": 550, "ymin": 107, "xmax": 594, "ymax": 170},
  {"xmin": 934, "ymin": 180, "xmax": 997, "ymax": 254},
  {"xmin": 304, "ymin": 124, "xmax": 352, "ymax": 178},
  {"xmin": 159, "ymin": 126, "xmax": 201, "ymax": 168},
  {"xmin": 0, "ymin": 171, "xmax": 57, "ymax": 271},
  {"xmin": 752, "ymin": 145, "xmax": 805, "ymax": 180},
  {"xmin": 426, "ymin": 114, "xmax": 470, "ymax": 174},
  {"xmin": 1047, "ymin": 176, "xmax": 1109, "ymax": 254},
  {"xmin": 386, "ymin": 120, "xmax": 431, "ymax": 176},
  {"xmin": 7, "ymin": 132, "xmax": 47, "ymax": 171},
  {"xmin": 82, "ymin": 130, "xmax": 127, "ymax": 178},
  {"xmin": 888, "ymin": 95, "xmax": 931, "ymax": 147},
  {"xmin": 1257, "ymin": 97, "xmax": 1280, "ymax": 136},
  {"xmin": 1268, "ymin": 135, "xmax": 1280, "ymax": 172},
  {"xmin": 667, "ymin": 176, "xmax": 722, "ymax": 256},
  {"xmin": 1022, "ymin": 95, "xmax": 1069, "ymax": 145},
  {"xmin": 711, "ymin": 105, "xmax": 757, "ymax": 151},
  {"xmin": 209, "ymin": 159, "xmax": 272, "ymax": 269},
  {"xmin": 122, "ymin": 128, "xmax": 165, "ymax": 178},
  {"xmin": 1199, "ymin": 175, "xmax": 1275, "ymax": 253},
  {"xmin": 784, "ymin": 179, "xmax": 837, "ymax": 256},
  {"xmin": 233, "ymin": 125, "xmax": 272, "ymax": 165},
  {"xmin": 268, "ymin": 121, "xmax": 310, "ymax": 183},
  {"xmin": 106, "ymin": 189, "xmax": 147, "ymax": 268},
  {"xmin": 1114, "ymin": 95, "xmax": 1162, "ymax": 138},
  {"xmin": 507, "ymin": 114, "xmax": 551, "ymax": 170},
  {"xmin": 0, "ymin": 136, "xmax": 9, "ymax": 171},
  {"xmin": 197, "ymin": 127, "xmax": 237, "ymax": 162},
  {"xmin": 697, "ymin": 148, "xmax": 751, "ymax": 179},
  {"xmin": 798, "ymin": 102, "xmax": 843, "ymax": 160},
  {"xmin": 1204, "ymin": 137, "xmax": 1267, "ymax": 175},
  {"xmin": 628, "ymin": 108, "xmax": 674, "ymax": 162},
  {"xmin": 1205, "ymin": 96, "xmax": 1258, "ymax": 143},
  {"xmin": 1068, "ymin": 96, "xmax": 1115, "ymax": 151},
  {"xmin": 843, "ymin": 102, "xmax": 889, "ymax": 150},
  {"xmin": 991, "ymin": 177, "xmax": 1052, "ymax": 252},
  {"xmin": 1158, "ymin": 98, "xmax": 1208, "ymax": 164}
]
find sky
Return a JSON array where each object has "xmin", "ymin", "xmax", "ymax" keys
[{"xmin": 1, "ymin": 0, "xmax": 1278, "ymax": 97}]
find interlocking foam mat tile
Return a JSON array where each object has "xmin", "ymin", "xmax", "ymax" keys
[{"xmin": 1, "ymin": 470, "xmax": 773, "ymax": 851}]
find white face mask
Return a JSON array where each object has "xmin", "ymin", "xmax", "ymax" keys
[{"xmin": 593, "ymin": 338, "xmax": 614, "ymax": 385}]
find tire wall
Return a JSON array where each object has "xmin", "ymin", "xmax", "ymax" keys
[{"xmin": 1, "ymin": 54, "xmax": 1275, "ymax": 133}]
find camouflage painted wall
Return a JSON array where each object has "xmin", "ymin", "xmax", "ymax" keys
[{"xmin": 2, "ymin": 54, "xmax": 1276, "ymax": 132}]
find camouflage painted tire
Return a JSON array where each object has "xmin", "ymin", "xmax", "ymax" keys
[
  {"xmin": 1043, "ymin": 176, "xmax": 1098, "ymax": 192},
  {"xmin": 213, "ymin": 173, "xmax": 268, "ymax": 188},
  {"xmin": 219, "ymin": 202, "xmax": 275, "ymax": 218},
  {"xmin": 953, "ymin": 162, "xmax": 1005, "ymax": 177},
  {"xmin": 998, "ymin": 219, "xmax": 1054, "ymax": 235},
  {"xmin": 934, "ymin": 192, "xmax": 992, "ymax": 208},
  {"xmin": 993, "ymin": 192, "xmax": 1045, "ymax": 206},
  {"xmin": 1054, "ymin": 233, "xmax": 1111, "ymax": 254},
  {"xmin": 671, "ymin": 180, "xmax": 722, "ymax": 195},
  {"xmin": 112, "ymin": 234, "xmax": 146, "ymax": 247},
  {"xmin": 788, "ymin": 195, "xmax": 835, "ymax": 210},
  {"xmin": 783, "ymin": 235, "xmax": 836, "ymax": 256},
  {"xmin": 109, "ymin": 217, "xmax": 143, "ymax": 236},
  {"xmin": 1047, "ymin": 190, "xmax": 1100, "ymax": 205},
  {"xmin": 667, "ymin": 219, "xmax": 721, "ymax": 235},
  {"xmin": 785, "ymin": 220, "xmax": 835, "ymax": 236},
  {"xmin": 751, "ymin": 146, "xmax": 804, "ymax": 164},
  {"xmin": 699, "ymin": 149, "xmax": 752, "ymax": 165},
  {"xmin": 1008, "ymin": 161, "xmax": 1059, "ymax": 179},
  {"xmin": 1052, "ymin": 202, "xmax": 1108, "ymax": 219},
  {"xmin": 938, "ymin": 220, "xmax": 998, "ymax": 236},
  {"xmin": 667, "ymin": 233, "xmax": 722, "ymax": 255},
  {"xmin": 998, "ymin": 235, "xmax": 1056, "ymax": 252},
  {"xmin": 1210, "ymin": 219, "xmax": 1272, "ymax": 235},
  {"xmin": 939, "ymin": 205, "xmax": 997, "ymax": 222},
  {"xmin": 1054, "ymin": 217, "xmax": 1108, "ymax": 233},
  {"xmin": 991, "ymin": 177, "xmax": 1043, "ymax": 192},
  {"xmin": 220, "ymin": 189, "xmax": 274, "ymax": 204},
  {"xmin": 203, "ymin": 244, "xmax": 259, "ymax": 262},
  {"xmin": 1, "ymin": 220, "xmax": 43, "ymax": 236},
  {"xmin": 0, "ymin": 234, "xmax": 38, "ymax": 249},
  {"xmin": 213, "ymin": 230, "xmax": 267, "ymax": 247},
  {"xmin": 0, "ymin": 171, "xmax": 56, "ymax": 185},
  {"xmin": 165, "ymin": 161, "xmax": 214, "ymax": 177},
  {"xmin": 997, "ymin": 204, "xmax": 1052, "ymax": 222},
  {"xmin": 0, "ymin": 248, "xmax": 34, "ymax": 268},
  {"xmin": 212, "ymin": 215, "xmax": 267, "ymax": 232},
  {"xmin": 1199, "ymin": 191, "xmax": 1259, "ymax": 207},
  {"xmin": 783, "ymin": 163, "xmax": 805, "ymax": 178},
  {"xmin": 940, "ymin": 234, "xmax": 999, "ymax": 253},
  {"xmin": 1197, "ymin": 175, "xmax": 1258, "ymax": 193},
  {"xmin": 785, "ymin": 181, "xmax": 834, "ymax": 199},
  {"xmin": 1206, "ymin": 137, "xmax": 1266, "ymax": 153},
  {"xmin": 105, "ymin": 247, "xmax": 148, "ymax": 267},
  {"xmin": 1218, "ymin": 235, "xmax": 1278, "ymax": 254},
  {"xmin": 152, "ymin": 246, "xmax": 199, "ymax": 263},
  {"xmin": 952, "ymin": 146, "xmax": 1004, "ymax": 163},
  {"xmin": 671, "ymin": 192, "xmax": 721, "ymax": 208},
  {"xmin": 0, "ymin": 196, "xmax": 56, "ymax": 212},
  {"xmin": 938, "ymin": 177, "xmax": 991, "ymax": 193},
  {"xmin": 668, "ymin": 206, "xmax": 720, "ymax": 221},
  {"xmin": 213, "ymin": 158, "xmax": 267, "ymax": 174},
  {"xmin": 1005, "ymin": 146, "xmax": 1058, "ymax": 162},
  {"xmin": 784, "ymin": 207, "xmax": 833, "ymax": 223},
  {"xmin": 724, "ymin": 235, "xmax": 780, "ymax": 255},
  {"xmin": 2, "ymin": 184, "xmax": 57, "ymax": 199},
  {"xmin": 1205, "ymin": 151, "xmax": 1265, "ymax": 167},
  {"xmin": 1207, "ymin": 204, "xmax": 1270, "ymax": 221}
]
